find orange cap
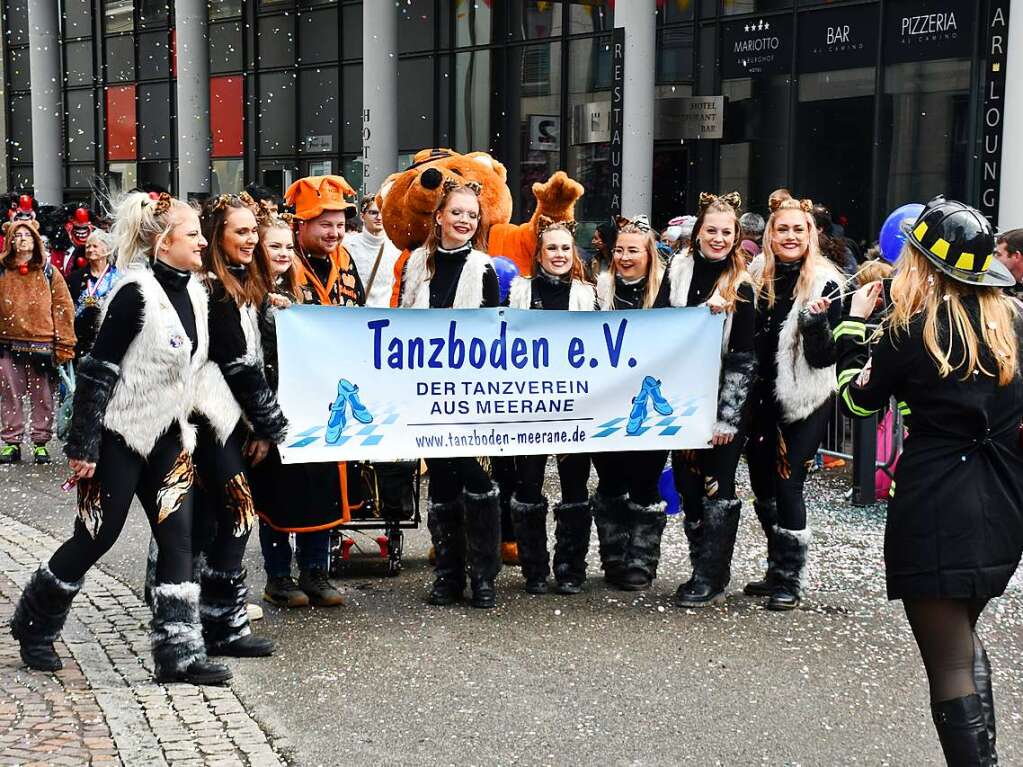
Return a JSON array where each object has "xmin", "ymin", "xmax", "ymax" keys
[{"xmin": 284, "ymin": 175, "xmax": 357, "ymax": 221}]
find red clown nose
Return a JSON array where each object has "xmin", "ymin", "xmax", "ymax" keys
[
  {"xmin": 73, "ymin": 208, "xmax": 91, "ymax": 225},
  {"xmin": 76, "ymin": 257, "xmax": 87, "ymax": 268}
]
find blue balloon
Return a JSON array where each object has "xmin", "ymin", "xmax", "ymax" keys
[
  {"xmin": 879, "ymin": 203, "xmax": 925, "ymax": 264},
  {"xmin": 658, "ymin": 467, "xmax": 681, "ymax": 516},
  {"xmin": 491, "ymin": 256, "xmax": 519, "ymax": 303}
]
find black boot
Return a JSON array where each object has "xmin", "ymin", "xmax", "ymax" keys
[
  {"xmin": 510, "ymin": 495, "xmax": 550, "ymax": 594},
  {"xmin": 552, "ymin": 500, "xmax": 592, "ymax": 594},
  {"xmin": 592, "ymin": 492, "xmax": 630, "ymax": 587},
  {"xmin": 931, "ymin": 694, "xmax": 995, "ymax": 766},
  {"xmin": 199, "ymin": 566, "xmax": 274, "ymax": 658},
  {"xmin": 10, "ymin": 565, "xmax": 83, "ymax": 672},
  {"xmin": 678, "ymin": 513, "xmax": 703, "ymax": 592},
  {"xmin": 766, "ymin": 526, "xmax": 810, "ymax": 611},
  {"xmin": 973, "ymin": 634, "xmax": 998, "ymax": 765},
  {"xmin": 743, "ymin": 499, "xmax": 780, "ymax": 597},
  {"xmin": 151, "ymin": 582, "xmax": 232, "ymax": 685},
  {"xmin": 426, "ymin": 495, "xmax": 466, "ymax": 606},
  {"xmin": 675, "ymin": 498, "xmax": 741, "ymax": 608},
  {"xmin": 464, "ymin": 484, "xmax": 502, "ymax": 609},
  {"xmin": 621, "ymin": 500, "xmax": 668, "ymax": 591}
]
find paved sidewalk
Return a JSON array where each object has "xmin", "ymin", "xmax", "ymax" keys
[{"xmin": 0, "ymin": 511, "xmax": 286, "ymax": 767}]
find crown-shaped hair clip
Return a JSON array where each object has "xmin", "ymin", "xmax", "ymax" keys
[
  {"xmin": 442, "ymin": 179, "xmax": 483, "ymax": 197},
  {"xmin": 698, "ymin": 191, "xmax": 742, "ymax": 212},
  {"xmin": 615, "ymin": 215, "xmax": 651, "ymax": 233},
  {"xmin": 537, "ymin": 215, "xmax": 578, "ymax": 237},
  {"xmin": 770, "ymin": 196, "xmax": 814, "ymax": 214}
]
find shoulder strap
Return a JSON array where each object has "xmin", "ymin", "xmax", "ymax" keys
[{"xmin": 364, "ymin": 242, "xmax": 387, "ymax": 298}]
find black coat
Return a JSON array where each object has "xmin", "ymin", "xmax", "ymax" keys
[{"xmin": 836, "ymin": 301, "xmax": 1023, "ymax": 600}]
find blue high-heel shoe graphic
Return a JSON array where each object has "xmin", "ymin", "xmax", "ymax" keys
[
  {"xmin": 625, "ymin": 376, "xmax": 673, "ymax": 436},
  {"xmin": 339, "ymin": 379, "xmax": 373, "ymax": 424},
  {"xmin": 326, "ymin": 395, "xmax": 348, "ymax": 444},
  {"xmin": 325, "ymin": 378, "xmax": 374, "ymax": 444}
]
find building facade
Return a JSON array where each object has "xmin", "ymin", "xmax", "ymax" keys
[{"xmin": 1, "ymin": 0, "xmax": 1018, "ymax": 244}]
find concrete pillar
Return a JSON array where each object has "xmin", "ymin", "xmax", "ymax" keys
[
  {"xmin": 998, "ymin": 1, "xmax": 1023, "ymax": 227},
  {"xmin": 362, "ymin": 0, "xmax": 398, "ymax": 195},
  {"xmin": 613, "ymin": 0, "xmax": 655, "ymax": 217},
  {"xmin": 174, "ymin": 0, "xmax": 211, "ymax": 197},
  {"xmin": 27, "ymin": 0, "xmax": 63, "ymax": 204}
]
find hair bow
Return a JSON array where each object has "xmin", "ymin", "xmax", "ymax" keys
[
  {"xmin": 537, "ymin": 215, "xmax": 578, "ymax": 237},
  {"xmin": 698, "ymin": 191, "xmax": 742, "ymax": 212},
  {"xmin": 442, "ymin": 179, "xmax": 483, "ymax": 197},
  {"xmin": 769, "ymin": 196, "xmax": 815, "ymax": 214},
  {"xmin": 615, "ymin": 215, "xmax": 651, "ymax": 233}
]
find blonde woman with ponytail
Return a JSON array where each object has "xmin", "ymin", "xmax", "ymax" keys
[
  {"xmin": 835, "ymin": 197, "xmax": 1022, "ymax": 765},
  {"xmin": 652, "ymin": 193, "xmax": 758, "ymax": 608},
  {"xmin": 11, "ymin": 192, "xmax": 233, "ymax": 686},
  {"xmin": 743, "ymin": 197, "xmax": 845, "ymax": 612}
]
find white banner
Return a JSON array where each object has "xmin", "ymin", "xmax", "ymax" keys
[{"xmin": 276, "ymin": 306, "xmax": 724, "ymax": 463}]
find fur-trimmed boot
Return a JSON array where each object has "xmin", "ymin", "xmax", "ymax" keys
[
  {"xmin": 426, "ymin": 495, "xmax": 466, "ymax": 606},
  {"xmin": 675, "ymin": 498, "xmax": 741, "ymax": 608},
  {"xmin": 743, "ymin": 498, "xmax": 780, "ymax": 597},
  {"xmin": 199, "ymin": 567, "xmax": 274, "ymax": 658},
  {"xmin": 931, "ymin": 694, "xmax": 996, "ymax": 766},
  {"xmin": 552, "ymin": 500, "xmax": 592, "ymax": 594},
  {"xmin": 973, "ymin": 634, "xmax": 998, "ymax": 764},
  {"xmin": 679, "ymin": 513, "xmax": 704, "ymax": 592},
  {"xmin": 620, "ymin": 499, "xmax": 668, "ymax": 591},
  {"xmin": 766, "ymin": 526, "xmax": 810, "ymax": 611},
  {"xmin": 10, "ymin": 565, "xmax": 83, "ymax": 671},
  {"xmin": 510, "ymin": 495, "xmax": 550, "ymax": 595},
  {"xmin": 151, "ymin": 582, "xmax": 232, "ymax": 685},
  {"xmin": 592, "ymin": 492, "xmax": 630, "ymax": 586},
  {"xmin": 464, "ymin": 484, "xmax": 502, "ymax": 609}
]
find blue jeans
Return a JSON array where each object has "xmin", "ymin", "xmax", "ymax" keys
[{"xmin": 258, "ymin": 521, "xmax": 330, "ymax": 578}]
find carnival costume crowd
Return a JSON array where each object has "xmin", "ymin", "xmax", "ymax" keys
[{"xmin": 1, "ymin": 167, "xmax": 1020, "ymax": 765}]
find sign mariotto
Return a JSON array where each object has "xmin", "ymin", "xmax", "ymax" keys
[{"xmin": 721, "ymin": 16, "xmax": 792, "ymax": 79}]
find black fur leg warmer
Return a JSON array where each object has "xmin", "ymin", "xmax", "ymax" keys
[
  {"xmin": 624, "ymin": 500, "xmax": 668, "ymax": 577},
  {"xmin": 772, "ymin": 526, "xmax": 811, "ymax": 597},
  {"xmin": 552, "ymin": 500, "xmax": 592, "ymax": 583},
  {"xmin": 510, "ymin": 495, "xmax": 550, "ymax": 582},
  {"xmin": 463, "ymin": 484, "xmax": 502, "ymax": 582},
  {"xmin": 10, "ymin": 565, "xmax": 83, "ymax": 643},
  {"xmin": 715, "ymin": 351, "xmax": 757, "ymax": 437},
  {"xmin": 222, "ymin": 359, "xmax": 289, "ymax": 444},
  {"xmin": 66, "ymin": 356, "xmax": 120, "ymax": 462},
  {"xmin": 151, "ymin": 582, "xmax": 207, "ymax": 678},
  {"xmin": 199, "ymin": 566, "xmax": 252, "ymax": 651},
  {"xmin": 692, "ymin": 498, "xmax": 741, "ymax": 588},
  {"xmin": 592, "ymin": 492, "xmax": 630, "ymax": 572}
]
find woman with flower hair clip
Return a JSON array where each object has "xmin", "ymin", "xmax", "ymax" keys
[
  {"xmin": 397, "ymin": 180, "xmax": 504, "ymax": 608},
  {"xmin": 11, "ymin": 192, "xmax": 233, "ymax": 685},
  {"xmin": 652, "ymin": 192, "xmax": 758, "ymax": 608},
  {"xmin": 743, "ymin": 196, "xmax": 845, "ymax": 611},
  {"xmin": 505, "ymin": 217, "xmax": 597, "ymax": 595},
  {"xmin": 590, "ymin": 215, "xmax": 669, "ymax": 591}
]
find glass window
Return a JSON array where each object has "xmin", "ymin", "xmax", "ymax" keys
[
  {"xmin": 657, "ymin": 0, "xmax": 693, "ymax": 24},
  {"xmin": 64, "ymin": 0, "xmax": 94, "ymax": 38},
  {"xmin": 139, "ymin": 0, "xmax": 169, "ymax": 28},
  {"xmin": 106, "ymin": 161, "xmax": 137, "ymax": 194},
  {"xmin": 212, "ymin": 159, "xmax": 245, "ymax": 194},
  {"xmin": 397, "ymin": 57, "xmax": 434, "ymax": 150},
  {"xmin": 137, "ymin": 31, "xmax": 170, "ymax": 80},
  {"xmin": 210, "ymin": 20, "xmax": 244, "ymax": 73},
  {"xmin": 722, "ymin": 0, "xmax": 791, "ymax": 15},
  {"xmin": 719, "ymin": 74, "xmax": 792, "ymax": 214},
  {"xmin": 454, "ymin": 2, "xmax": 491, "ymax": 47},
  {"xmin": 880, "ymin": 59, "xmax": 971, "ymax": 219},
  {"xmin": 105, "ymin": 36, "xmax": 136, "ymax": 82},
  {"xmin": 11, "ymin": 166, "xmax": 33, "ymax": 190},
  {"xmin": 258, "ymin": 71, "xmax": 298, "ymax": 155},
  {"xmin": 342, "ymin": 3, "xmax": 362, "ymax": 59},
  {"xmin": 9, "ymin": 94, "xmax": 33, "ymax": 163},
  {"xmin": 6, "ymin": 0, "xmax": 29, "ymax": 47},
  {"xmin": 657, "ymin": 25, "xmax": 694, "ymax": 83},
  {"xmin": 261, "ymin": 0, "xmax": 294, "ymax": 8},
  {"xmin": 299, "ymin": 67, "xmax": 339, "ymax": 155},
  {"xmin": 342, "ymin": 63, "xmax": 363, "ymax": 153},
  {"xmin": 65, "ymin": 40, "xmax": 94, "ymax": 86},
  {"xmin": 138, "ymin": 82, "xmax": 172, "ymax": 159},
  {"xmin": 567, "ymin": 36, "xmax": 610, "ymax": 226},
  {"xmin": 9, "ymin": 47, "xmax": 31, "ymax": 91},
  {"xmin": 795, "ymin": 68, "xmax": 875, "ymax": 242},
  {"xmin": 453, "ymin": 50, "xmax": 491, "ymax": 153},
  {"xmin": 340, "ymin": 156, "xmax": 364, "ymax": 193},
  {"xmin": 299, "ymin": 8, "xmax": 338, "ymax": 64},
  {"xmin": 106, "ymin": 85, "xmax": 138, "ymax": 161},
  {"xmin": 507, "ymin": 2, "xmax": 562, "ymax": 41},
  {"xmin": 138, "ymin": 161, "xmax": 172, "ymax": 191},
  {"xmin": 569, "ymin": 0, "xmax": 611, "ymax": 34},
  {"xmin": 210, "ymin": 0, "xmax": 244, "ymax": 20},
  {"xmin": 68, "ymin": 165, "xmax": 97, "ymax": 189},
  {"xmin": 103, "ymin": 0, "xmax": 133, "ymax": 33},
  {"xmin": 66, "ymin": 89, "xmax": 97, "ymax": 162},
  {"xmin": 398, "ymin": 0, "xmax": 435, "ymax": 53},
  {"xmin": 258, "ymin": 15, "xmax": 296, "ymax": 69}
]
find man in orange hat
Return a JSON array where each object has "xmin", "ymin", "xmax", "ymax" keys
[{"xmin": 285, "ymin": 176, "xmax": 365, "ymax": 307}]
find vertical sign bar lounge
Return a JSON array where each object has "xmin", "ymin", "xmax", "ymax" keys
[
  {"xmin": 609, "ymin": 27, "xmax": 625, "ymax": 219},
  {"xmin": 981, "ymin": 1, "xmax": 1011, "ymax": 225}
]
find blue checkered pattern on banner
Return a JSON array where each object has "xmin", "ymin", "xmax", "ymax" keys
[
  {"xmin": 590, "ymin": 396, "xmax": 702, "ymax": 439},
  {"xmin": 288, "ymin": 402, "xmax": 401, "ymax": 449}
]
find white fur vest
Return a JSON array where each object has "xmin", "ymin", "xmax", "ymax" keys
[
  {"xmin": 507, "ymin": 276, "xmax": 595, "ymax": 311},
  {"xmin": 100, "ymin": 267, "xmax": 210, "ymax": 456},
  {"xmin": 595, "ymin": 271, "xmax": 614, "ymax": 310},
  {"xmin": 665, "ymin": 252, "xmax": 745, "ymax": 355},
  {"xmin": 774, "ymin": 266, "xmax": 840, "ymax": 423},
  {"xmin": 400, "ymin": 247, "xmax": 492, "ymax": 309}
]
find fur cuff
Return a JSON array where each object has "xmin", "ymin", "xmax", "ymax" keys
[
  {"xmin": 10, "ymin": 565, "xmax": 83, "ymax": 643},
  {"xmin": 464, "ymin": 483, "xmax": 500, "ymax": 504},
  {"xmin": 797, "ymin": 310, "xmax": 837, "ymax": 369},
  {"xmin": 771, "ymin": 525, "xmax": 811, "ymax": 596},
  {"xmin": 151, "ymin": 581, "xmax": 206, "ymax": 675},
  {"xmin": 65, "ymin": 356, "xmax": 120, "ymax": 462},
  {"xmin": 716, "ymin": 351, "xmax": 757, "ymax": 434},
  {"xmin": 510, "ymin": 494, "xmax": 548, "ymax": 518},
  {"xmin": 199, "ymin": 567, "xmax": 251, "ymax": 648},
  {"xmin": 222, "ymin": 358, "xmax": 289, "ymax": 443},
  {"xmin": 552, "ymin": 499, "xmax": 590, "ymax": 515}
]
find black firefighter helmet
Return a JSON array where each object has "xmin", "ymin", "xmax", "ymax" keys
[{"xmin": 901, "ymin": 196, "xmax": 1014, "ymax": 288}]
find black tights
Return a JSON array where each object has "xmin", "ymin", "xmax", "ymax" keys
[
  {"xmin": 514, "ymin": 453, "xmax": 591, "ymax": 505},
  {"xmin": 192, "ymin": 419, "xmax": 253, "ymax": 572},
  {"xmin": 426, "ymin": 456, "xmax": 493, "ymax": 502},
  {"xmin": 904, "ymin": 598, "xmax": 988, "ymax": 702},
  {"xmin": 50, "ymin": 427, "xmax": 195, "ymax": 585},
  {"xmin": 591, "ymin": 450, "xmax": 667, "ymax": 506}
]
